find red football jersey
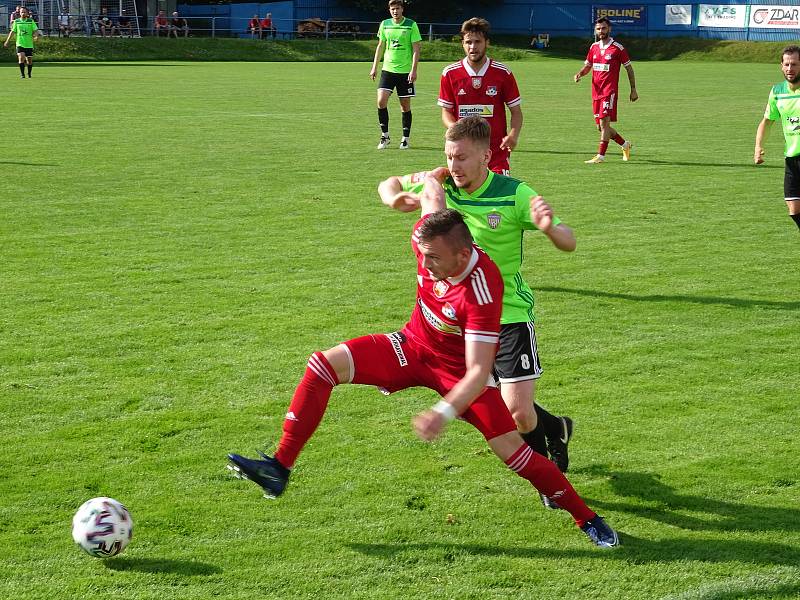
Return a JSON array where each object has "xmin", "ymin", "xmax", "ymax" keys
[
  {"xmin": 402, "ymin": 216, "xmax": 503, "ymax": 372},
  {"xmin": 438, "ymin": 58, "xmax": 521, "ymax": 171},
  {"xmin": 585, "ymin": 38, "xmax": 631, "ymax": 100}
]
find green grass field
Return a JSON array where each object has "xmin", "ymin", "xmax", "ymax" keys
[{"xmin": 1, "ymin": 57, "xmax": 798, "ymax": 599}]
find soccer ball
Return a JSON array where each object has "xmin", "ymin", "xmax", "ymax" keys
[{"xmin": 72, "ymin": 497, "xmax": 133, "ymax": 558}]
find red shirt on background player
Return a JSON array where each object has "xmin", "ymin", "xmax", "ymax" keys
[
  {"xmin": 438, "ymin": 17, "xmax": 522, "ymax": 175},
  {"xmin": 574, "ymin": 17, "xmax": 638, "ymax": 164}
]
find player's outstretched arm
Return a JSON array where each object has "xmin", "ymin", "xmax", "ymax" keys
[
  {"xmin": 530, "ymin": 195, "xmax": 576, "ymax": 252},
  {"xmin": 625, "ymin": 64, "xmax": 638, "ymax": 102},
  {"xmin": 378, "ymin": 175, "xmax": 422, "ymax": 212},
  {"xmin": 413, "ymin": 340, "xmax": 496, "ymax": 441},
  {"xmin": 754, "ymin": 117, "xmax": 774, "ymax": 164}
]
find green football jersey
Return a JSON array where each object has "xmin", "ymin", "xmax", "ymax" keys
[
  {"xmin": 377, "ymin": 17, "xmax": 421, "ymax": 74},
  {"xmin": 765, "ymin": 81, "xmax": 800, "ymax": 158},
  {"xmin": 12, "ymin": 18, "xmax": 38, "ymax": 49},
  {"xmin": 402, "ymin": 171, "xmax": 561, "ymax": 324}
]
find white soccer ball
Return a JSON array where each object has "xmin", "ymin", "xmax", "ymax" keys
[{"xmin": 72, "ymin": 497, "xmax": 133, "ymax": 558}]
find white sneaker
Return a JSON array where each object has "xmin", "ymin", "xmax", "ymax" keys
[
  {"xmin": 584, "ymin": 154, "xmax": 605, "ymax": 164},
  {"xmin": 377, "ymin": 136, "xmax": 390, "ymax": 150},
  {"xmin": 622, "ymin": 141, "xmax": 632, "ymax": 161},
  {"xmin": 399, "ymin": 138, "xmax": 409, "ymax": 150}
]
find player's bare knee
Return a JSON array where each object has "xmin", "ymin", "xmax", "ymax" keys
[{"xmin": 320, "ymin": 345, "xmax": 351, "ymax": 384}]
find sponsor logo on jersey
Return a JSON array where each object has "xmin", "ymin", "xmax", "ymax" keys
[
  {"xmin": 487, "ymin": 212, "xmax": 501, "ymax": 229},
  {"xmin": 486, "ymin": 86, "xmax": 497, "ymax": 96},
  {"xmin": 442, "ymin": 302, "xmax": 456, "ymax": 319},
  {"xmin": 386, "ymin": 331, "xmax": 408, "ymax": 366},
  {"xmin": 458, "ymin": 88, "xmax": 466, "ymax": 95},
  {"xmin": 433, "ymin": 280, "xmax": 449, "ymax": 298},
  {"xmin": 472, "ymin": 77, "xmax": 482, "ymax": 89},
  {"xmin": 458, "ymin": 104, "xmax": 494, "ymax": 118},
  {"xmin": 418, "ymin": 299, "xmax": 463, "ymax": 335},
  {"xmin": 390, "ymin": 40, "xmax": 401, "ymax": 49},
  {"xmin": 592, "ymin": 63, "xmax": 610, "ymax": 72}
]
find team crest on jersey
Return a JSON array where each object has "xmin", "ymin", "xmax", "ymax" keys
[
  {"xmin": 604, "ymin": 54, "xmax": 612, "ymax": 59},
  {"xmin": 472, "ymin": 77, "xmax": 482, "ymax": 89},
  {"xmin": 433, "ymin": 280, "xmax": 449, "ymax": 298},
  {"xmin": 442, "ymin": 302, "xmax": 456, "ymax": 320},
  {"xmin": 487, "ymin": 211, "xmax": 501, "ymax": 229},
  {"xmin": 486, "ymin": 86, "xmax": 497, "ymax": 96}
]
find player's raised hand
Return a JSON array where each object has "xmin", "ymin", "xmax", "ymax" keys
[
  {"xmin": 754, "ymin": 147, "xmax": 766, "ymax": 165},
  {"xmin": 413, "ymin": 410, "xmax": 445, "ymax": 441},
  {"xmin": 530, "ymin": 196, "xmax": 554, "ymax": 232},
  {"xmin": 389, "ymin": 191, "xmax": 421, "ymax": 212},
  {"xmin": 426, "ymin": 166, "xmax": 450, "ymax": 184},
  {"xmin": 420, "ymin": 168, "xmax": 448, "ymax": 215}
]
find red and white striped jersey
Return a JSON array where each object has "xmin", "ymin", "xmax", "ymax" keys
[
  {"xmin": 584, "ymin": 38, "xmax": 631, "ymax": 99},
  {"xmin": 403, "ymin": 216, "xmax": 503, "ymax": 372}
]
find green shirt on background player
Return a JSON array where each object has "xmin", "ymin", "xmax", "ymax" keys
[
  {"xmin": 376, "ymin": 16, "xmax": 421, "ymax": 74},
  {"xmin": 11, "ymin": 17, "xmax": 38, "ymax": 48},
  {"xmin": 754, "ymin": 44, "xmax": 800, "ymax": 231},
  {"xmin": 4, "ymin": 8, "xmax": 41, "ymax": 79},
  {"xmin": 399, "ymin": 170, "xmax": 561, "ymax": 325}
]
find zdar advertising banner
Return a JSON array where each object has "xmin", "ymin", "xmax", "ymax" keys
[
  {"xmin": 749, "ymin": 5, "xmax": 800, "ymax": 28},
  {"xmin": 593, "ymin": 6, "xmax": 647, "ymax": 26},
  {"xmin": 697, "ymin": 4, "xmax": 747, "ymax": 27}
]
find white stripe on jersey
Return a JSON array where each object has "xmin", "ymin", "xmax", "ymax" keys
[
  {"xmin": 438, "ymin": 99, "xmax": 454, "ymax": 108},
  {"xmin": 507, "ymin": 445, "xmax": 533, "ymax": 472},
  {"xmin": 441, "ymin": 61, "xmax": 462, "ymax": 76},
  {"xmin": 612, "ymin": 41, "xmax": 625, "ymax": 51},
  {"xmin": 470, "ymin": 267, "xmax": 493, "ymax": 305},
  {"xmin": 491, "ymin": 60, "xmax": 512, "ymax": 74},
  {"xmin": 506, "ymin": 96, "xmax": 522, "ymax": 108}
]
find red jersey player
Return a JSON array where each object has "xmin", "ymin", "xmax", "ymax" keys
[
  {"xmin": 574, "ymin": 17, "xmax": 638, "ymax": 164},
  {"xmin": 438, "ymin": 17, "xmax": 522, "ymax": 175},
  {"xmin": 227, "ymin": 143, "xmax": 619, "ymax": 547}
]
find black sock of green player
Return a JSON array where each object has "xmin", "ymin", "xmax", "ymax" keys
[
  {"xmin": 402, "ymin": 111, "xmax": 412, "ymax": 138},
  {"xmin": 521, "ymin": 427, "xmax": 549, "ymax": 457},
  {"xmin": 27, "ymin": 63, "xmax": 32, "ymax": 76},
  {"xmin": 378, "ymin": 108, "xmax": 389, "ymax": 136},
  {"xmin": 792, "ymin": 213, "xmax": 800, "ymax": 230},
  {"xmin": 19, "ymin": 63, "xmax": 25, "ymax": 76},
  {"xmin": 534, "ymin": 403, "xmax": 564, "ymax": 441}
]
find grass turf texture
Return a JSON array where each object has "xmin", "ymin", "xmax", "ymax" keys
[{"xmin": 0, "ymin": 59, "xmax": 798, "ymax": 599}]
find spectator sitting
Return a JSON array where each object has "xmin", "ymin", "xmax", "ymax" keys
[
  {"xmin": 117, "ymin": 10, "xmax": 132, "ymax": 37},
  {"xmin": 248, "ymin": 14, "xmax": 260, "ymax": 38},
  {"xmin": 260, "ymin": 12, "xmax": 276, "ymax": 39},
  {"xmin": 153, "ymin": 10, "xmax": 168, "ymax": 36},
  {"xmin": 98, "ymin": 8, "xmax": 117, "ymax": 37},
  {"xmin": 170, "ymin": 12, "xmax": 189, "ymax": 38},
  {"xmin": 58, "ymin": 9, "xmax": 73, "ymax": 37}
]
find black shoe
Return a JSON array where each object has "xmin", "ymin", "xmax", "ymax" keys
[
  {"xmin": 227, "ymin": 451, "xmax": 290, "ymax": 498},
  {"xmin": 540, "ymin": 493, "xmax": 562, "ymax": 510},
  {"xmin": 581, "ymin": 515, "xmax": 619, "ymax": 548},
  {"xmin": 547, "ymin": 416, "xmax": 573, "ymax": 473}
]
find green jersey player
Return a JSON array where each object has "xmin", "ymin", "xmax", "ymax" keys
[
  {"xmin": 754, "ymin": 44, "xmax": 800, "ymax": 231},
  {"xmin": 369, "ymin": 0, "xmax": 421, "ymax": 150},
  {"xmin": 379, "ymin": 116, "xmax": 577, "ymax": 506},
  {"xmin": 4, "ymin": 7, "xmax": 40, "ymax": 79}
]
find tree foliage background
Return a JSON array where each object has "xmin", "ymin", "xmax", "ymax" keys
[{"xmin": 340, "ymin": 0, "xmax": 503, "ymax": 22}]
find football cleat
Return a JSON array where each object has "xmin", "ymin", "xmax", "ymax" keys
[
  {"xmin": 377, "ymin": 136, "xmax": 390, "ymax": 150},
  {"xmin": 227, "ymin": 452, "xmax": 290, "ymax": 499},
  {"xmin": 622, "ymin": 141, "xmax": 632, "ymax": 161},
  {"xmin": 540, "ymin": 493, "xmax": 562, "ymax": 510},
  {"xmin": 399, "ymin": 138, "xmax": 409, "ymax": 150},
  {"xmin": 581, "ymin": 515, "xmax": 620, "ymax": 548},
  {"xmin": 584, "ymin": 154, "xmax": 605, "ymax": 164},
  {"xmin": 547, "ymin": 416, "xmax": 573, "ymax": 473}
]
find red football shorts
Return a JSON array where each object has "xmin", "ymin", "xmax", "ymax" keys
[
  {"xmin": 593, "ymin": 93, "xmax": 618, "ymax": 123},
  {"xmin": 342, "ymin": 331, "xmax": 517, "ymax": 441},
  {"xmin": 489, "ymin": 146, "xmax": 511, "ymax": 176}
]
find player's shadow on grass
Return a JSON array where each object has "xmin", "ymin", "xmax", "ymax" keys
[
  {"xmin": 0, "ymin": 161, "xmax": 58, "ymax": 166},
  {"xmin": 538, "ymin": 285, "xmax": 800, "ymax": 311},
  {"xmin": 40, "ymin": 63, "xmax": 189, "ymax": 68},
  {"xmin": 579, "ymin": 469, "xmax": 800, "ymax": 535},
  {"xmin": 348, "ymin": 536, "xmax": 800, "ymax": 567},
  {"xmin": 104, "ymin": 556, "xmax": 221, "ymax": 575}
]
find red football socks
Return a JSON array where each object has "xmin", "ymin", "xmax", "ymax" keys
[
  {"xmin": 598, "ymin": 140, "xmax": 610, "ymax": 157},
  {"xmin": 612, "ymin": 133, "xmax": 626, "ymax": 146},
  {"xmin": 274, "ymin": 352, "xmax": 338, "ymax": 469},
  {"xmin": 505, "ymin": 444, "xmax": 595, "ymax": 526}
]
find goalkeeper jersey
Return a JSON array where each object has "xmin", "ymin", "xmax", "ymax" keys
[{"xmin": 401, "ymin": 170, "xmax": 561, "ymax": 324}]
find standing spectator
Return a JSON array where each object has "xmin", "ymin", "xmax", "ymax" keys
[
  {"xmin": 9, "ymin": 6, "xmax": 21, "ymax": 27},
  {"xmin": 58, "ymin": 8, "xmax": 73, "ymax": 37},
  {"xmin": 248, "ymin": 14, "xmax": 261, "ymax": 39},
  {"xmin": 153, "ymin": 10, "xmax": 168, "ymax": 37},
  {"xmin": 574, "ymin": 17, "xmax": 638, "ymax": 164},
  {"xmin": 754, "ymin": 45, "xmax": 800, "ymax": 231},
  {"xmin": 117, "ymin": 10, "xmax": 133, "ymax": 37},
  {"xmin": 438, "ymin": 18, "xmax": 523, "ymax": 176},
  {"xmin": 260, "ymin": 12, "xmax": 276, "ymax": 39},
  {"xmin": 170, "ymin": 12, "xmax": 189, "ymax": 38},
  {"xmin": 369, "ymin": 0, "xmax": 422, "ymax": 150},
  {"xmin": 4, "ymin": 6, "xmax": 40, "ymax": 79}
]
